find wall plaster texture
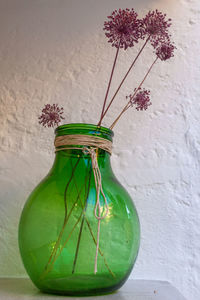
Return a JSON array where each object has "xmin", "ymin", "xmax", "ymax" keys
[{"xmin": 0, "ymin": 0, "xmax": 199, "ymax": 299}]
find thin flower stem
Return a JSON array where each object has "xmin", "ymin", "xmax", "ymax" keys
[
  {"xmin": 63, "ymin": 157, "xmax": 81, "ymax": 220},
  {"xmin": 41, "ymin": 157, "xmax": 81, "ymax": 276},
  {"xmin": 98, "ymin": 42, "xmax": 121, "ymax": 126},
  {"xmin": 110, "ymin": 106, "xmax": 128, "ymax": 130},
  {"xmin": 44, "ymin": 211, "xmax": 85, "ymax": 277},
  {"xmin": 41, "ymin": 158, "xmax": 92, "ymax": 278},
  {"xmin": 110, "ymin": 56, "xmax": 158, "ymax": 130},
  {"xmin": 40, "ymin": 157, "xmax": 89, "ymax": 280},
  {"xmin": 101, "ymin": 36, "xmax": 151, "ymax": 123},
  {"xmin": 45, "ymin": 207, "xmax": 116, "ymax": 278},
  {"xmin": 70, "ymin": 158, "xmax": 115, "ymax": 277},
  {"xmin": 72, "ymin": 166, "xmax": 92, "ymax": 274},
  {"xmin": 40, "ymin": 153, "xmax": 115, "ymax": 279},
  {"xmin": 41, "ymin": 190, "xmax": 87, "ymax": 279},
  {"xmin": 41, "ymin": 174, "xmax": 88, "ymax": 280}
]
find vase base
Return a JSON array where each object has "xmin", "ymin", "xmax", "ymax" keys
[
  {"xmin": 36, "ymin": 273, "xmax": 128, "ymax": 296},
  {"xmin": 40, "ymin": 287, "xmax": 118, "ymax": 296}
]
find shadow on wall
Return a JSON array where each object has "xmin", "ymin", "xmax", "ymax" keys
[
  {"xmin": 0, "ymin": 150, "xmax": 52, "ymax": 276},
  {"xmin": 0, "ymin": 0, "xmax": 176, "ymax": 41}
]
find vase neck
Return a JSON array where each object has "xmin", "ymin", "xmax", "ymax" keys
[
  {"xmin": 50, "ymin": 149, "xmax": 112, "ymax": 175},
  {"xmin": 55, "ymin": 123, "xmax": 113, "ymax": 142},
  {"xmin": 51, "ymin": 123, "xmax": 114, "ymax": 175}
]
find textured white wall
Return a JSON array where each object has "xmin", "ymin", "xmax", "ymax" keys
[{"xmin": 0, "ymin": 0, "xmax": 199, "ymax": 299}]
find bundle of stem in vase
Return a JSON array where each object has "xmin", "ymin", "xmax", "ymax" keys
[{"xmin": 38, "ymin": 8, "xmax": 175, "ymax": 279}]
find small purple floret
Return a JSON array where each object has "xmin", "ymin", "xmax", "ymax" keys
[
  {"xmin": 128, "ymin": 89, "xmax": 152, "ymax": 111},
  {"xmin": 39, "ymin": 104, "xmax": 64, "ymax": 128},
  {"xmin": 143, "ymin": 10, "xmax": 172, "ymax": 48},
  {"xmin": 156, "ymin": 42, "xmax": 175, "ymax": 61},
  {"xmin": 104, "ymin": 8, "xmax": 143, "ymax": 50}
]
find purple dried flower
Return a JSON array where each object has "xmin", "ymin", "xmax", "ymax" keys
[
  {"xmin": 156, "ymin": 42, "xmax": 175, "ymax": 61},
  {"xmin": 143, "ymin": 10, "xmax": 172, "ymax": 48},
  {"xmin": 39, "ymin": 104, "xmax": 64, "ymax": 127},
  {"xmin": 128, "ymin": 88, "xmax": 151, "ymax": 111},
  {"xmin": 104, "ymin": 8, "xmax": 143, "ymax": 50}
]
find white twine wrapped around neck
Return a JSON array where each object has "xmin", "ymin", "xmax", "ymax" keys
[
  {"xmin": 54, "ymin": 134, "xmax": 112, "ymax": 274},
  {"xmin": 82, "ymin": 147, "xmax": 109, "ymax": 274},
  {"xmin": 55, "ymin": 134, "xmax": 112, "ymax": 154}
]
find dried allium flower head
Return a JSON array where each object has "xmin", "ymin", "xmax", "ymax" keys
[
  {"xmin": 128, "ymin": 88, "xmax": 151, "ymax": 111},
  {"xmin": 39, "ymin": 104, "xmax": 64, "ymax": 127},
  {"xmin": 143, "ymin": 10, "xmax": 172, "ymax": 48},
  {"xmin": 156, "ymin": 42, "xmax": 175, "ymax": 61},
  {"xmin": 104, "ymin": 8, "xmax": 143, "ymax": 50}
]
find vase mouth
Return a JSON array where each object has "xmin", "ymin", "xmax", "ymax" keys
[{"xmin": 55, "ymin": 123, "xmax": 114, "ymax": 141}]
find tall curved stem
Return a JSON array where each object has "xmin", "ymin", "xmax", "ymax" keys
[
  {"xmin": 72, "ymin": 166, "xmax": 92, "ymax": 274},
  {"xmin": 101, "ymin": 36, "xmax": 150, "ymax": 123},
  {"xmin": 98, "ymin": 42, "xmax": 120, "ymax": 126},
  {"xmin": 110, "ymin": 56, "xmax": 158, "ymax": 130}
]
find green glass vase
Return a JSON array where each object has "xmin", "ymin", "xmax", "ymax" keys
[{"xmin": 18, "ymin": 123, "xmax": 140, "ymax": 296}]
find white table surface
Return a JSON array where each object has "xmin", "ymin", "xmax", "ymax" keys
[{"xmin": 0, "ymin": 278, "xmax": 187, "ymax": 300}]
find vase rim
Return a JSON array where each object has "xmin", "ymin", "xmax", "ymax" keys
[{"xmin": 55, "ymin": 123, "xmax": 114, "ymax": 138}]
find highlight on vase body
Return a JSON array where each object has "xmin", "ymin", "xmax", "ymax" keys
[{"xmin": 18, "ymin": 8, "xmax": 175, "ymax": 296}]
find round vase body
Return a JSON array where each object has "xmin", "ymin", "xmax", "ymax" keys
[{"xmin": 18, "ymin": 124, "xmax": 140, "ymax": 296}]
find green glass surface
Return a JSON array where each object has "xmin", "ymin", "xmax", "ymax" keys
[{"xmin": 18, "ymin": 123, "xmax": 140, "ymax": 296}]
